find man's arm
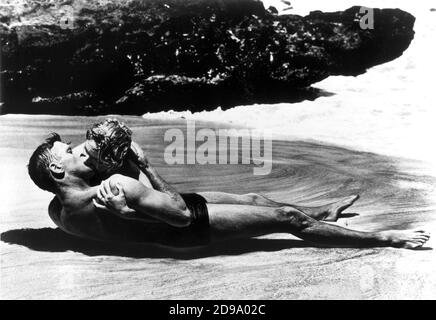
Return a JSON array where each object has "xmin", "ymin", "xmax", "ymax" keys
[
  {"xmin": 127, "ymin": 142, "xmax": 187, "ymax": 211},
  {"xmin": 102, "ymin": 174, "xmax": 192, "ymax": 227}
]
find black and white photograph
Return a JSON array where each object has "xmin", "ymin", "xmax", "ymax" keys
[{"xmin": 0, "ymin": 0, "xmax": 435, "ymax": 301}]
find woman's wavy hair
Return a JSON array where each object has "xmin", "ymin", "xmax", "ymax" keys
[{"xmin": 86, "ymin": 119, "xmax": 132, "ymax": 173}]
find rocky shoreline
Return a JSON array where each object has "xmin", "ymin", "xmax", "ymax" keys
[{"xmin": 1, "ymin": 0, "xmax": 415, "ymax": 115}]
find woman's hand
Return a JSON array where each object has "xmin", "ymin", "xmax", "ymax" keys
[{"xmin": 93, "ymin": 179, "xmax": 135, "ymax": 216}]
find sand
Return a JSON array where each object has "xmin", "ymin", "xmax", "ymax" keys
[{"xmin": 1, "ymin": 114, "xmax": 435, "ymax": 299}]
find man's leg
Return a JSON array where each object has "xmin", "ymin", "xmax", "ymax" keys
[
  {"xmin": 206, "ymin": 203, "xmax": 430, "ymax": 249},
  {"xmin": 199, "ymin": 191, "xmax": 359, "ymax": 221}
]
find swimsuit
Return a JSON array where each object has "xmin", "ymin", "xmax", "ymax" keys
[
  {"xmin": 93, "ymin": 192, "xmax": 211, "ymax": 247},
  {"xmin": 180, "ymin": 193, "xmax": 210, "ymax": 245}
]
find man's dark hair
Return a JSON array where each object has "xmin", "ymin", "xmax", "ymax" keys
[{"xmin": 28, "ymin": 133, "xmax": 62, "ymax": 193}]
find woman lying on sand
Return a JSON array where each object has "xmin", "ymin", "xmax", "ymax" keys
[{"xmin": 28, "ymin": 119, "xmax": 430, "ymax": 249}]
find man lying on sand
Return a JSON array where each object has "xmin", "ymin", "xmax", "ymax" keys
[{"xmin": 27, "ymin": 119, "xmax": 430, "ymax": 249}]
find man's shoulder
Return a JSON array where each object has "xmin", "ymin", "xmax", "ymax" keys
[
  {"xmin": 48, "ymin": 197, "xmax": 63, "ymax": 227},
  {"xmin": 48, "ymin": 196, "xmax": 79, "ymax": 221},
  {"xmin": 47, "ymin": 197, "xmax": 77, "ymax": 232},
  {"xmin": 48, "ymin": 195, "xmax": 94, "ymax": 224},
  {"xmin": 48, "ymin": 196, "xmax": 101, "ymax": 238}
]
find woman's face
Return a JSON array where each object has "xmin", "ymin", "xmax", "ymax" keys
[
  {"xmin": 84, "ymin": 119, "xmax": 133, "ymax": 176},
  {"xmin": 83, "ymin": 138, "xmax": 127, "ymax": 176}
]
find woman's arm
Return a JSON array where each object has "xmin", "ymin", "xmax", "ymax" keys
[{"xmin": 95, "ymin": 174, "xmax": 192, "ymax": 227}]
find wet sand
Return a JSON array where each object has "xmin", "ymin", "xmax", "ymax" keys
[{"xmin": 1, "ymin": 115, "xmax": 435, "ymax": 299}]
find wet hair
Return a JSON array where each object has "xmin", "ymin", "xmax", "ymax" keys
[
  {"xmin": 28, "ymin": 133, "xmax": 62, "ymax": 194},
  {"xmin": 85, "ymin": 118, "xmax": 132, "ymax": 173}
]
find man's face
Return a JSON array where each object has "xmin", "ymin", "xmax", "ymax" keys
[
  {"xmin": 83, "ymin": 139, "xmax": 100, "ymax": 172},
  {"xmin": 50, "ymin": 141, "xmax": 95, "ymax": 179}
]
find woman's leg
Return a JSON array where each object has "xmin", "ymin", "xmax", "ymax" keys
[
  {"xmin": 199, "ymin": 191, "xmax": 359, "ymax": 221},
  {"xmin": 206, "ymin": 203, "xmax": 430, "ymax": 249}
]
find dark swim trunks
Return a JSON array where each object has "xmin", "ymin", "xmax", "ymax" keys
[
  {"xmin": 180, "ymin": 193, "xmax": 210, "ymax": 245},
  {"xmin": 94, "ymin": 192, "xmax": 211, "ymax": 247}
]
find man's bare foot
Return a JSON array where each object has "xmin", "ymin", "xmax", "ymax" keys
[
  {"xmin": 380, "ymin": 229, "xmax": 431, "ymax": 249},
  {"xmin": 311, "ymin": 195, "xmax": 360, "ymax": 222}
]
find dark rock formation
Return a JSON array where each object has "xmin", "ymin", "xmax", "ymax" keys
[{"xmin": 0, "ymin": 0, "xmax": 415, "ymax": 115}]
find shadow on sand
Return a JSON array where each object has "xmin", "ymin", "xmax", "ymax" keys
[{"xmin": 1, "ymin": 227, "xmax": 313, "ymax": 259}]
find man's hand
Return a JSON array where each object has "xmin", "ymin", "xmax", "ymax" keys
[
  {"xmin": 129, "ymin": 141, "xmax": 149, "ymax": 167},
  {"xmin": 93, "ymin": 179, "xmax": 135, "ymax": 216},
  {"xmin": 100, "ymin": 174, "xmax": 192, "ymax": 227}
]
